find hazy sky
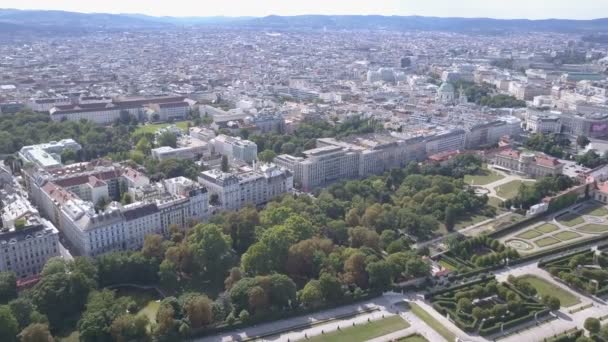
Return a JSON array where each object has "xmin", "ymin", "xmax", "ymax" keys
[{"xmin": 3, "ymin": 0, "xmax": 608, "ymax": 19}]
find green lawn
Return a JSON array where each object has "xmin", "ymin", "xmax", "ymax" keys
[
  {"xmin": 409, "ymin": 302, "xmax": 456, "ymax": 342},
  {"xmin": 464, "ymin": 170, "xmax": 504, "ymax": 186},
  {"xmin": 133, "ymin": 121, "xmax": 191, "ymax": 135},
  {"xmin": 535, "ymin": 236, "xmax": 561, "ymax": 247},
  {"xmin": 577, "ymin": 224, "xmax": 608, "ymax": 233},
  {"xmin": 398, "ymin": 334, "xmax": 429, "ymax": 342},
  {"xmin": 306, "ymin": 315, "xmax": 409, "ymax": 342},
  {"xmin": 553, "ymin": 231, "xmax": 582, "ymax": 241},
  {"xmin": 138, "ymin": 300, "xmax": 160, "ymax": 323},
  {"xmin": 454, "ymin": 214, "xmax": 491, "ymax": 230},
  {"xmin": 439, "ymin": 260, "xmax": 457, "ymax": 271},
  {"xmin": 517, "ymin": 275, "xmax": 581, "ymax": 307},
  {"xmin": 495, "ymin": 180, "xmax": 534, "ymax": 200},
  {"xmin": 516, "ymin": 229, "xmax": 543, "ymax": 240},
  {"xmin": 580, "ymin": 205, "xmax": 608, "ymax": 217},
  {"xmin": 58, "ymin": 331, "xmax": 79, "ymax": 342},
  {"xmin": 536, "ymin": 223, "xmax": 559, "ymax": 234},
  {"xmin": 557, "ymin": 213, "xmax": 585, "ymax": 227},
  {"xmin": 488, "ymin": 196, "xmax": 504, "ymax": 209}
]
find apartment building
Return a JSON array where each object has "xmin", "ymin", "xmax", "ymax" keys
[
  {"xmin": 25, "ymin": 162, "xmax": 209, "ymax": 256},
  {"xmin": 210, "ymin": 134, "xmax": 258, "ymax": 163},
  {"xmin": 425, "ymin": 129, "xmax": 466, "ymax": 156},
  {"xmin": 198, "ymin": 164, "xmax": 293, "ymax": 211},
  {"xmin": 27, "ymin": 97, "xmax": 71, "ymax": 112},
  {"xmin": 465, "ymin": 119, "xmax": 522, "ymax": 149},
  {"xmin": 0, "ymin": 216, "xmax": 60, "ymax": 279},
  {"xmin": 151, "ymin": 136, "xmax": 208, "ymax": 161},
  {"xmin": 0, "ymin": 188, "xmax": 61, "ymax": 279},
  {"xmin": 49, "ymin": 96, "xmax": 192, "ymax": 124},
  {"xmin": 19, "ymin": 139, "xmax": 82, "ymax": 169},
  {"xmin": 524, "ymin": 109, "xmax": 608, "ymax": 138}
]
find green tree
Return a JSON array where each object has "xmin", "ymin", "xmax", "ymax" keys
[
  {"xmin": 319, "ymin": 273, "xmax": 343, "ymax": 302},
  {"xmin": 32, "ymin": 259, "xmax": 97, "ymax": 330},
  {"xmin": 157, "ymin": 131, "xmax": 177, "ymax": 148},
  {"xmin": 18, "ymin": 323, "xmax": 54, "ymax": 342},
  {"xmin": 0, "ymin": 305, "xmax": 19, "ymax": 342},
  {"xmin": 8, "ymin": 297, "xmax": 46, "ymax": 330},
  {"xmin": 584, "ymin": 317, "xmax": 600, "ymax": 334},
  {"xmin": 0, "ymin": 272, "xmax": 17, "ymax": 304},
  {"xmin": 366, "ymin": 261, "xmax": 393, "ymax": 289},
  {"xmin": 159, "ymin": 260, "xmax": 179, "ymax": 291},
  {"xmin": 182, "ymin": 294, "xmax": 213, "ymax": 328},
  {"xmin": 577, "ymin": 135, "xmax": 591, "ymax": 148},
  {"xmin": 78, "ymin": 290, "xmax": 131, "ymax": 342},
  {"xmin": 457, "ymin": 298, "xmax": 473, "ymax": 314},
  {"xmin": 258, "ymin": 150, "xmax": 276, "ymax": 163},
  {"xmin": 110, "ymin": 315, "xmax": 149, "ymax": 342},
  {"xmin": 542, "ymin": 295, "xmax": 561, "ymax": 311},
  {"xmin": 135, "ymin": 137, "xmax": 152, "ymax": 155},
  {"xmin": 299, "ymin": 280, "xmax": 323, "ymax": 308},
  {"xmin": 188, "ymin": 224, "xmax": 234, "ymax": 281},
  {"xmin": 444, "ymin": 206, "xmax": 456, "ymax": 232}
]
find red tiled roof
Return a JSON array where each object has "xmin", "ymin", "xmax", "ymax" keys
[
  {"xmin": 535, "ymin": 155, "xmax": 560, "ymax": 167},
  {"xmin": 498, "ymin": 148, "xmax": 520, "ymax": 159}
]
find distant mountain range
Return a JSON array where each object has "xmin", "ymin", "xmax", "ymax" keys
[{"xmin": 1, "ymin": 9, "xmax": 608, "ymax": 34}]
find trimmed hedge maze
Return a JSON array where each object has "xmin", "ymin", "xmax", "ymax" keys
[
  {"xmin": 438, "ymin": 236, "xmax": 520, "ymax": 273},
  {"xmin": 540, "ymin": 248, "xmax": 608, "ymax": 296},
  {"xmin": 428, "ymin": 278, "xmax": 549, "ymax": 336}
]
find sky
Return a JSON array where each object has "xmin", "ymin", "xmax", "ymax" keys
[{"xmin": 2, "ymin": 0, "xmax": 608, "ymax": 20}]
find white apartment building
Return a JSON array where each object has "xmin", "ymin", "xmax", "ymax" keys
[
  {"xmin": 210, "ymin": 134, "xmax": 258, "ymax": 163},
  {"xmin": 425, "ymin": 130, "xmax": 466, "ymax": 156},
  {"xmin": 19, "ymin": 139, "xmax": 82, "ymax": 169},
  {"xmin": 25, "ymin": 162, "xmax": 208, "ymax": 256},
  {"xmin": 49, "ymin": 96, "xmax": 192, "ymax": 124},
  {"xmin": 465, "ymin": 119, "xmax": 522, "ymax": 149},
  {"xmin": 0, "ymin": 217, "xmax": 60, "ymax": 279},
  {"xmin": 198, "ymin": 164, "xmax": 293, "ymax": 211},
  {"xmin": 27, "ymin": 97, "xmax": 71, "ymax": 112},
  {"xmin": 276, "ymin": 145, "xmax": 359, "ymax": 192},
  {"xmin": 151, "ymin": 136, "xmax": 208, "ymax": 161}
]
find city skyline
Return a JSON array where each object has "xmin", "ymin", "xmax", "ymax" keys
[{"xmin": 2, "ymin": 0, "xmax": 608, "ymax": 20}]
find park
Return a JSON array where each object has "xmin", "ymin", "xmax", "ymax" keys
[{"xmin": 428, "ymin": 278, "xmax": 550, "ymax": 336}]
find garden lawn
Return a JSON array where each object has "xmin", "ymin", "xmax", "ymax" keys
[
  {"xmin": 536, "ymin": 223, "xmax": 559, "ymax": 233},
  {"xmin": 488, "ymin": 196, "xmax": 504, "ymax": 209},
  {"xmin": 495, "ymin": 180, "xmax": 534, "ymax": 200},
  {"xmin": 557, "ymin": 213, "xmax": 585, "ymax": 227},
  {"xmin": 439, "ymin": 260, "xmax": 456, "ymax": 271},
  {"xmin": 517, "ymin": 275, "xmax": 580, "ymax": 307},
  {"xmin": 553, "ymin": 231, "xmax": 582, "ymax": 241},
  {"xmin": 398, "ymin": 334, "xmax": 429, "ymax": 342},
  {"xmin": 133, "ymin": 121, "xmax": 191, "ymax": 135},
  {"xmin": 409, "ymin": 303, "xmax": 456, "ymax": 342},
  {"xmin": 577, "ymin": 224, "xmax": 608, "ymax": 233},
  {"xmin": 580, "ymin": 205, "xmax": 608, "ymax": 217},
  {"xmin": 464, "ymin": 170, "xmax": 504, "ymax": 186},
  {"xmin": 535, "ymin": 236, "xmax": 561, "ymax": 247},
  {"xmin": 455, "ymin": 214, "xmax": 490, "ymax": 230},
  {"xmin": 516, "ymin": 229, "xmax": 542, "ymax": 240},
  {"xmin": 138, "ymin": 300, "xmax": 160, "ymax": 323},
  {"xmin": 58, "ymin": 331, "xmax": 79, "ymax": 342},
  {"xmin": 306, "ymin": 315, "xmax": 409, "ymax": 342}
]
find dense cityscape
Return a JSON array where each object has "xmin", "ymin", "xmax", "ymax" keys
[{"xmin": 2, "ymin": 4, "xmax": 608, "ymax": 342}]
